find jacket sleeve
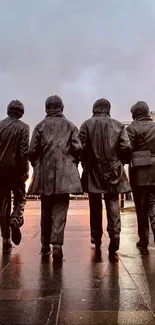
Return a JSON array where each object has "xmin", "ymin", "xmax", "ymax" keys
[
  {"xmin": 20, "ymin": 124, "xmax": 30, "ymax": 178},
  {"xmin": 118, "ymin": 125, "xmax": 132, "ymax": 164},
  {"xmin": 126, "ymin": 124, "xmax": 136, "ymax": 150},
  {"xmin": 70, "ymin": 126, "xmax": 82, "ymax": 164},
  {"xmin": 79, "ymin": 122, "xmax": 88, "ymax": 166},
  {"xmin": 29, "ymin": 127, "xmax": 41, "ymax": 167}
]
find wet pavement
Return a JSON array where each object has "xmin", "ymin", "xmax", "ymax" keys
[{"xmin": 0, "ymin": 200, "xmax": 155, "ymax": 325}]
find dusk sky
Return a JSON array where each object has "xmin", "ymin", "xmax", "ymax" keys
[{"xmin": 0, "ymin": 0, "xmax": 155, "ymax": 130}]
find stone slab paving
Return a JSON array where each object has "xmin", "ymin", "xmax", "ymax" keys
[{"xmin": 0, "ymin": 200, "xmax": 155, "ymax": 325}]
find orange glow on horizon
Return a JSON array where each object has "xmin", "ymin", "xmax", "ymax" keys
[{"xmin": 25, "ymin": 177, "xmax": 31, "ymax": 193}]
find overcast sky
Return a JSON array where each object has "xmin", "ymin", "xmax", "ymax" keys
[{"xmin": 0, "ymin": 0, "xmax": 155, "ymax": 130}]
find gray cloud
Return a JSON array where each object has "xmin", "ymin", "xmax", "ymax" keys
[{"xmin": 0, "ymin": 0, "xmax": 155, "ymax": 128}]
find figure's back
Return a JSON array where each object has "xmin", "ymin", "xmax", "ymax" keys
[
  {"xmin": 85, "ymin": 115, "xmax": 124, "ymax": 161},
  {"xmin": 37, "ymin": 115, "xmax": 75, "ymax": 161},
  {"xmin": 0, "ymin": 117, "xmax": 25, "ymax": 173},
  {"xmin": 129, "ymin": 119, "xmax": 155, "ymax": 153},
  {"xmin": 29, "ymin": 113, "xmax": 82, "ymax": 195}
]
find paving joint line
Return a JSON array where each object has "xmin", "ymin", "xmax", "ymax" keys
[
  {"xmin": 118, "ymin": 254, "xmax": 155, "ymax": 318},
  {"xmin": 55, "ymin": 289, "xmax": 62, "ymax": 325}
]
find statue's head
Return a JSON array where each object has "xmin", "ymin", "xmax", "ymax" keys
[
  {"xmin": 7, "ymin": 100, "xmax": 24, "ymax": 119},
  {"xmin": 93, "ymin": 98, "xmax": 111, "ymax": 116},
  {"xmin": 131, "ymin": 101, "xmax": 150, "ymax": 120},
  {"xmin": 45, "ymin": 95, "xmax": 64, "ymax": 114}
]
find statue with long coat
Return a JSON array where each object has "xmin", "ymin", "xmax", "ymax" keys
[
  {"xmin": 28, "ymin": 95, "xmax": 82, "ymax": 259},
  {"xmin": 0, "ymin": 100, "xmax": 29, "ymax": 252},
  {"xmin": 127, "ymin": 101, "xmax": 155, "ymax": 252},
  {"xmin": 80, "ymin": 98, "xmax": 131, "ymax": 258}
]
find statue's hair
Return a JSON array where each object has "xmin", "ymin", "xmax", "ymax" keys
[
  {"xmin": 7, "ymin": 100, "xmax": 24, "ymax": 118},
  {"xmin": 93, "ymin": 98, "xmax": 111, "ymax": 115}
]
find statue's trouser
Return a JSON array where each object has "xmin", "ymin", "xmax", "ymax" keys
[
  {"xmin": 88, "ymin": 192, "xmax": 121, "ymax": 249},
  {"xmin": 132, "ymin": 185, "xmax": 155, "ymax": 247},
  {"xmin": 41, "ymin": 194, "xmax": 69, "ymax": 247},
  {"xmin": 0, "ymin": 179, "xmax": 25, "ymax": 240}
]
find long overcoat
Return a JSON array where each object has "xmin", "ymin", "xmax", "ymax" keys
[
  {"xmin": 28, "ymin": 112, "xmax": 82, "ymax": 195},
  {"xmin": 127, "ymin": 115, "xmax": 155, "ymax": 187},
  {"xmin": 80, "ymin": 112, "xmax": 131, "ymax": 194}
]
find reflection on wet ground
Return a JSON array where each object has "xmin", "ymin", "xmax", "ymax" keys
[{"xmin": 0, "ymin": 200, "xmax": 155, "ymax": 324}]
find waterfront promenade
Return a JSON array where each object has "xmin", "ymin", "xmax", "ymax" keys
[{"xmin": 0, "ymin": 200, "xmax": 155, "ymax": 324}]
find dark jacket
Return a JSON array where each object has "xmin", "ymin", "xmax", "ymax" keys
[
  {"xmin": 127, "ymin": 115, "xmax": 155, "ymax": 186},
  {"xmin": 0, "ymin": 116, "xmax": 29, "ymax": 181},
  {"xmin": 28, "ymin": 112, "xmax": 82, "ymax": 195},
  {"xmin": 80, "ymin": 112, "xmax": 131, "ymax": 194}
]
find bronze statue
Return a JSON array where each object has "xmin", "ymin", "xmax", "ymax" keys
[
  {"xmin": 0, "ymin": 100, "xmax": 29, "ymax": 252},
  {"xmin": 80, "ymin": 98, "xmax": 131, "ymax": 259},
  {"xmin": 127, "ymin": 101, "xmax": 155, "ymax": 252},
  {"xmin": 28, "ymin": 95, "xmax": 82, "ymax": 259}
]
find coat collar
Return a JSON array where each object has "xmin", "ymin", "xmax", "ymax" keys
[
  {"xmin": 93, "ymin": 112, "xmax": 110, "ymax": 117},
  {"xmin": 134, "ymin": 115, "xmax": 153, "ymax": 122},
  {"xmin": 46, "ymin": 111, "xmax": 64, "ymax": 118}
]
